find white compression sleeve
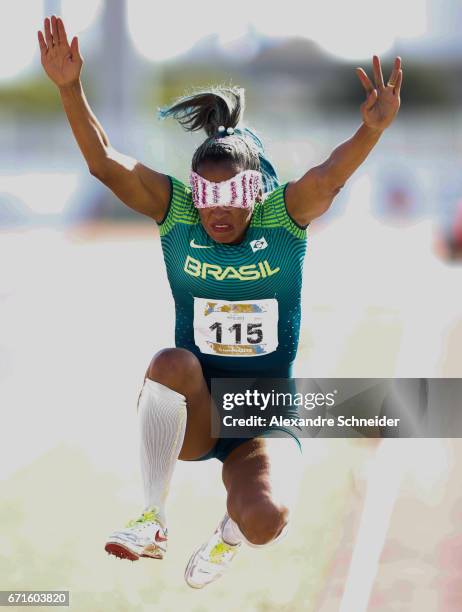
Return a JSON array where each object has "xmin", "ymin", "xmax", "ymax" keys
[
  {"xmin": 222, "ymin": 515, "xmax": 289, "ymax": 548},
  {"xmin": 137, "ymin": 378, "xmax": 187, "ymax": 527}
]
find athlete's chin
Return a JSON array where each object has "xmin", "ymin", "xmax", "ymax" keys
[
  {"xmin": 206, "ymin": 226, "xmax": 238, "ymax": 243},
  {"xmin": 214, "ymin": 235, "xmax": 238, "ymax": 244}
]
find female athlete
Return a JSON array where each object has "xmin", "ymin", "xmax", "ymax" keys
[{"xmin": 38, "ymin": 15, "xmax": 403, "ymax": 588}]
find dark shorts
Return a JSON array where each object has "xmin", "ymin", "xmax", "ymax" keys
[{"xmin": 190, "ymin": 363, "xmax": 303, "ymax": 463}]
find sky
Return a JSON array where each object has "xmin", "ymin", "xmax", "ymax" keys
[{"xmin": 0, "ymin": 0, "xmax": 444, "ymax": 83}]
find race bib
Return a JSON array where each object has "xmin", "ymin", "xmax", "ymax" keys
[{"xmin": 193, "ymin": 297, "xmax": 279, "ymax": 357}]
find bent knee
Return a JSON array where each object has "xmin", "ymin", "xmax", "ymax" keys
[
  {"xmin": 237, "ymin": 500, "xmax": 289, "ymax": 546},
  {"xmin": 146, "ymin": 348, "xmax": 203, "ymax": 390}
]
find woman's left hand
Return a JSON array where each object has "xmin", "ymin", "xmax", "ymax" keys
[{"xmin": 356, "ymin": 55, "xmax": 403, "ymax": 132}]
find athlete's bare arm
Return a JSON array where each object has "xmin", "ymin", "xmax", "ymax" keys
[
  {"xmin": 38, "ymin": 15, "xmax": 170, "ymax": 222},
  {"xmin": 286, "ymin": 55, "xmax": 403, "ymax": 226}
]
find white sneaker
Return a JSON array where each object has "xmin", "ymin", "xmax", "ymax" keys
[
  {"xmin": 184, "ymin": 514, "xmax": 241, "ymax": 589},
  {"xmin": 105, "ymin": 507, "xmax": 168, "ymax": 561}
]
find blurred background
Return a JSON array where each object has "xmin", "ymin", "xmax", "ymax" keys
[{"xmin": 1, "ymin": 1, "xmax": 462, "ymax": 611}]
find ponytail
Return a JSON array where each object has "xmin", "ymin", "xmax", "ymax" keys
[
  {"xmin": 158, "ymin": 86, "xmax": 279, "ymax": 194},
  {"xmin": 158, "ymin": 86, "xmax": 244, "ymax": 138}
]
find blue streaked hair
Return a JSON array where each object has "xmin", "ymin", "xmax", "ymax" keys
[{"xmin": 157, "ymin": 86, "xmax": 279, "ymax": 194}]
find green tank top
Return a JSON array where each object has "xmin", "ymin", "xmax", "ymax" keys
[{"xmin": 158, "ymin": 176, "xmax": 308, "ymax": 374}]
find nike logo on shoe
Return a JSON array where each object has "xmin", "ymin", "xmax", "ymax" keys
[
  {"xmin": 190, "ymin": 239, "xmax": 214, "ymax": 249},
  {"xmin": 155, "ymin": 530, "xmax": 168, "ymax": 543}
]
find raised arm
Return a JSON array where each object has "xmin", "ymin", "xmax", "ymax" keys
[
  {"xmin": 286, "ymin": 55, "xmax": 403, "ymax": 226},
  {"xmin": 37, "ymin": 15, "xmax": 170, "ymax": 222}
]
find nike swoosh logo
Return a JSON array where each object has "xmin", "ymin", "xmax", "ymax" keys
[
  {"xmin": 155, "ymin": 530, "xmax": 168, "ymax": 543},
  {"xmin": 190, "ymin": 239, "xmax": 214, "ymax": 249}
]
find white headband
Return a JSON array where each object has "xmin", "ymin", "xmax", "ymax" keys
[{"xmin": 189, "ymin": 169, "xmax": 262, "ymax": 209}]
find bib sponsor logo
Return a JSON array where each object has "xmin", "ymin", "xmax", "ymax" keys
[{"xmin": 184, "ymin": 255, "xmax": 280, "ymax": 281}]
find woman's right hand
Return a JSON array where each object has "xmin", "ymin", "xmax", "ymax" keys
[{"xmin": 38, "ymin": 16, "xmax": 83, "ymax": 88}]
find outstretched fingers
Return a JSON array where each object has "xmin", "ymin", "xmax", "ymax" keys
[
  {"xmin": 356, "ymin": 67, "xmax": 374, "ymax": 94},
  {"xmin": 359, "ymin": 56, "xmax": 403, "ymax": 97},
  {"xmin": 40, "ymin": 15, "xmax": 72, "ymax": 61},
  {"xmin": 42, "ymin": 15, "xmax": 66, "ymax": 48},
  {"xmin": 57, "ymin": 17, "xmax": 69, "ymax": 47},
  {"xmin": 387, "ymin": 57, "xmax": 401, "ymax": 86},
  {"xmin": 44, "ymin": 17, "xmax": 53, "ymax": 48},
  {"xmin": 37, "ymin": 30, "xmax": 48, "ymax": 55},
  {"xmin": 393, "ymin": 70, "xmax": 403, "ymax": 95},
  {"xmin": 51, "ymin": 15, "xmax": 60, "ymax": 45},
  {"xmin": 70, "ymin": 36, "xmax": 81, "ymax": 61},
  {"xmin": 372, "ymin": 55, "xmax": 385, "ymax": 90}
]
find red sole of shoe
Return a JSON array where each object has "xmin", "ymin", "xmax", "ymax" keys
[{"xmin": 105, "ymin": 542, "xmax": 140, "ymax": 561}]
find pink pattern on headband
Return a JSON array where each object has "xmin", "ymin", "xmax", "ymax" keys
[
  {"xmin": 191, "ymin": 173, "xmax": 199, "ymax": 201},
  {"xmin": 230, "ymin": 180, "xmax": 237, "ymax": 205},
  {"xmin": 241, "ymin": 172, "xmax": 248, "ymax": 209},
  {"xmin": 212, "ymin": 183, "xmax": 219, "ymax": 204},
  {"xmin": 189, "ymin": 169, "xmax": 261, "ymax": 209},
  {"xmin": 201, "ymin": 179, "xmax": 207, "ymax": 206}
]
